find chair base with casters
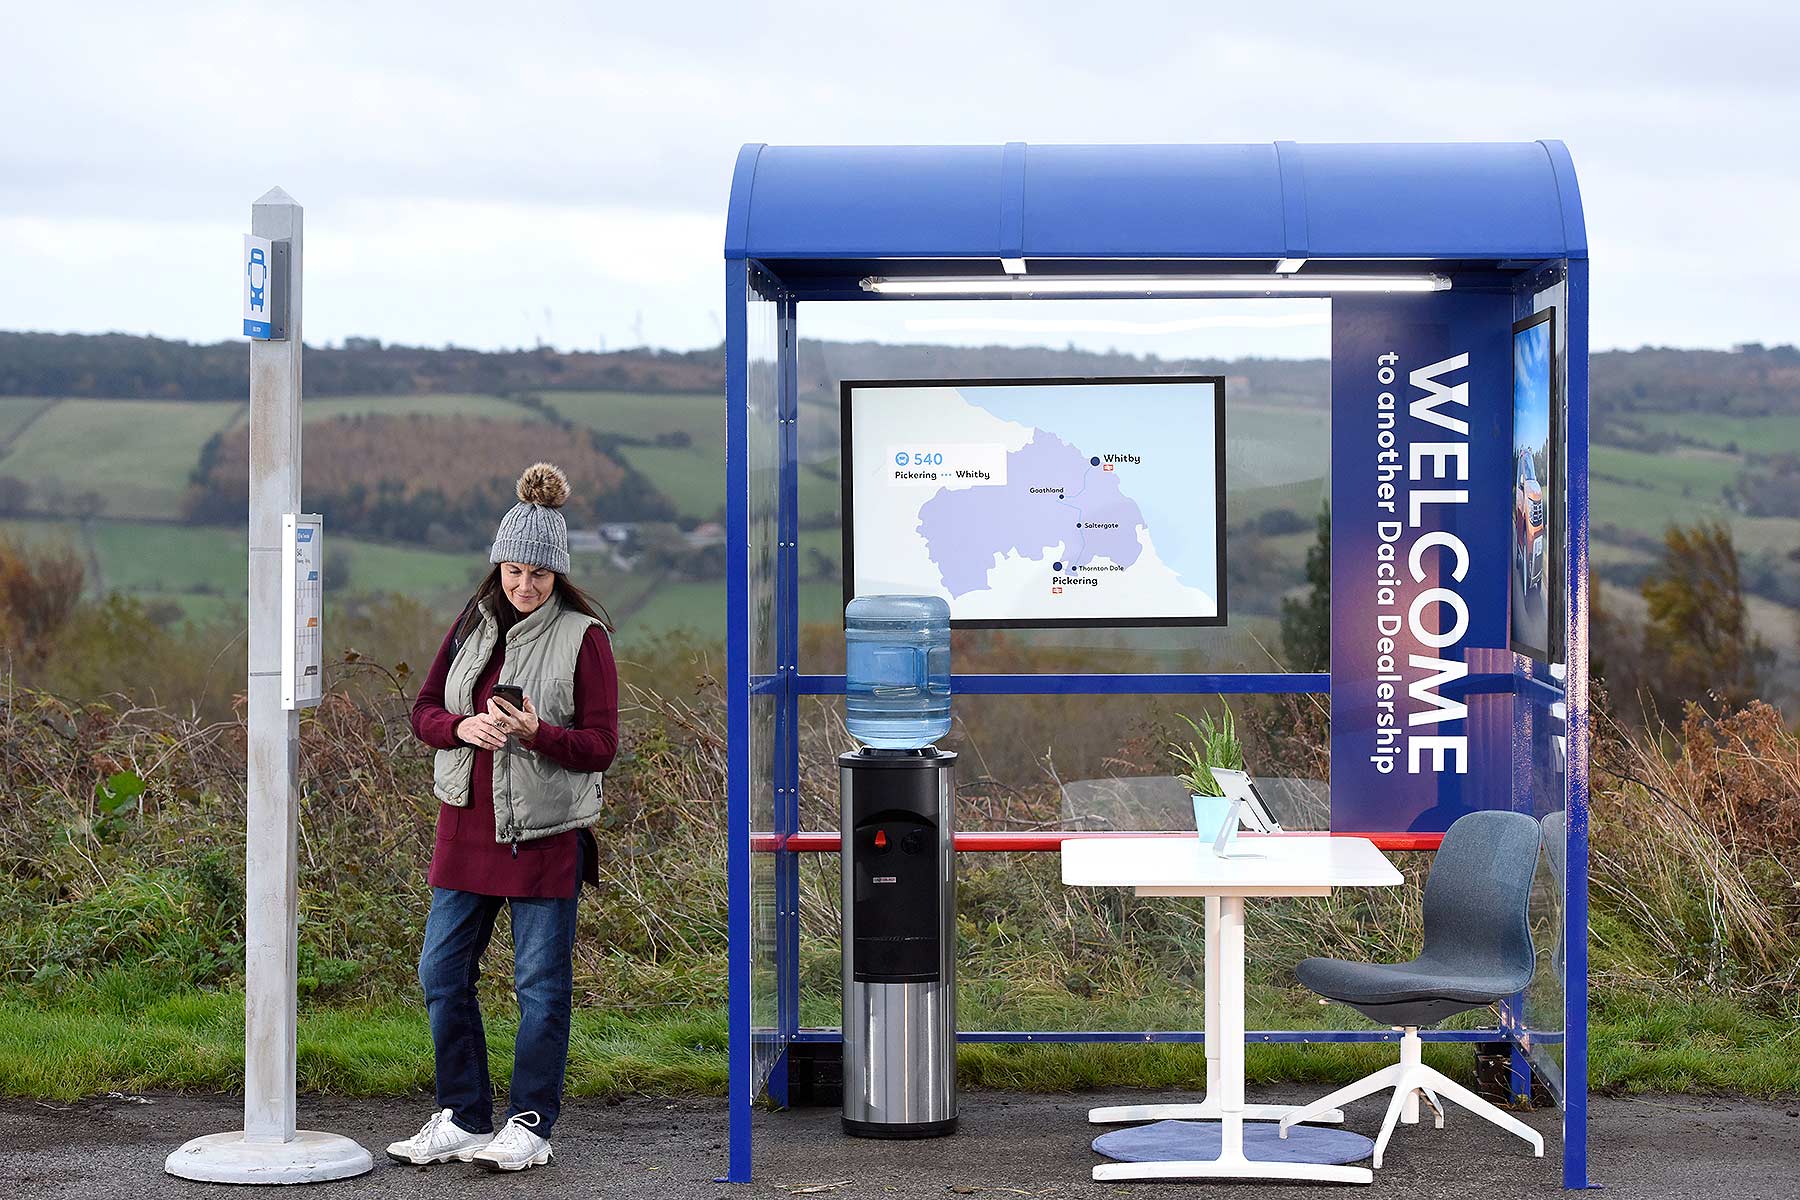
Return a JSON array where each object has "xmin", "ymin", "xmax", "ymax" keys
[
  {"xmin": 1278, "ymin": 809, "xmax": 1549, "ymax": 1170},
  {"xmin": 1278, "ymin": 1026, "xmax": 1542, "ymax": 1168}
]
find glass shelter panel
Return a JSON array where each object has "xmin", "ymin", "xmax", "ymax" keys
[
  {"xmin": 800, "ymin": 299, "xmax": 1332, "ymax": 678},
  {"xmin": 1519, "ymin": 274, "xmax": 1571, "ymax": 1099},
  {"xmin": 746, "ymin": 276, "xmax": 784, "ymax": 1094}
]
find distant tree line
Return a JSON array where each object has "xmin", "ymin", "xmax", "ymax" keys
[
  {"xmin": 1592, "ymin": 342, "xmax": 1800, "ymax": 415},
  {"xmin": 0, "ymin": 331, "xmax": 725, "ymax": 399},
  {"xmin": 10, "ymin": 332, "xmax": 1796, "ymax": 438}
]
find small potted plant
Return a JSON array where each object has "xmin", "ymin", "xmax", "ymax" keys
[{"xmin": 1169, "ymin": 704, "xmax": 1245, "ymax": 841}]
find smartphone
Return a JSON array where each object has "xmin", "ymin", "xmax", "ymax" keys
[{"xmin": 491, "ymin": 684, "xmax": 525, "ymax": 710}]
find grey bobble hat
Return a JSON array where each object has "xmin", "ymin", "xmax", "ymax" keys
[{"xmin": 490, "ymin": 462, "xmax": 572, "ymax": 574}]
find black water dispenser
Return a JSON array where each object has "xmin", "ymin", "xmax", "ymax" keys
[{"xmin": 838, "ymin": 747, "xmax": 957, "ymax": 1137}]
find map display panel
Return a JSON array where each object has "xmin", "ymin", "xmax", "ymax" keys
[{"xmin": 842, "ymin": 377, "xmax": 1226, "ymax": 628}]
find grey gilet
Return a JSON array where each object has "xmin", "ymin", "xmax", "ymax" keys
[{"xmin": 432, "ymin": 591, "xmax": 606, "ymax": 843}]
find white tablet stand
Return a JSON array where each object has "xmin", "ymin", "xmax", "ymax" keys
[{"xmin": 1205, "ymin": 769, "xmax": 1283, "ymax": 858}]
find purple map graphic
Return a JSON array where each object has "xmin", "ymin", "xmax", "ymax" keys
[{"xmin": 916, "ymin": 431, "xmax": 1146, "ymax": 597}]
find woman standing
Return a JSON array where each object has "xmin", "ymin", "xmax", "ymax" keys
[{"xmin": 387, "ymin": 463, "xmax": 618, "ymax": 1173}]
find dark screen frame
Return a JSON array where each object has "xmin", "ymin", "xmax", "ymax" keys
[{"xmin": 1509, "ymin": 309, "xmax": 1561, "ymax": 662}]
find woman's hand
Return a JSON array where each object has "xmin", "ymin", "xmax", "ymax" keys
[
  {"xmin": 489, "ymin": 692, "xmax": 540, "ymax": 742},
  {"xmin": 456, "ymin": 712, "xmax": 508, "ymax": 751}
]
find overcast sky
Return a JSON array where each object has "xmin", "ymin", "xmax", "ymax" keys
[{"xmin": 3, "ymin": 2, "xmax": 1794, "ymax": 358}]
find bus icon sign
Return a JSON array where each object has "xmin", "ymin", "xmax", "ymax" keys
[{"xmin": 242, "ymin": 234, "xmax": 288, "ymax": 340}]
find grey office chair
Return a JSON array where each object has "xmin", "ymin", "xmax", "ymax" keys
[{"xmin": 1278, "ymin": 810, "xmax": 1545, "ymax": 1168}]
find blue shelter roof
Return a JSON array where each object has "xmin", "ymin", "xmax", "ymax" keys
[{"xmin": 725, "ymin": 142, "xmax": 1585, "ymax": 265}]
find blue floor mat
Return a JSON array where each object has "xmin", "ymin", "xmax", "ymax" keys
[{"xmin": 1093, "ymin": 1120, "xmax": 1375, "ymax": 1166}]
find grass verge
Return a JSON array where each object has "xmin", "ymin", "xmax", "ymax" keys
[{"xmin": 4, "ymin": 972, "xmax": 1793, "ymax": 1102}]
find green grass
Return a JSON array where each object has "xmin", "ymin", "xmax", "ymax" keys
[
  {"xmin": 552, "ymin": 391, "xmax": 722, "ymax": 445},
  {"xmin": 0, "ymin": 398, "xmax": 240, "ymax": 520},
  {"xmin": 1730, "ymin": 514, "xmax": 1800, "ymax": 556},
  {"xmin": 1226, "ymin": 401, "xmax": 1332, "ymax": 490},
  {"xmin": 0, "ymin": 515, "xmax": 81, "ymax": 546},
  {"xmin": 0, "ymin": 512, "xmax": 737, "ymax": 647},
  {"xmin": 605, "ymin": 580, "xmax": 841, "ymax": 644},
  {"xmin": 2, "ymin": 516, "xmax": 486, "ymax": 613},
  {"xmin": 87, "ymin": 520, "xmax": 242, "ymax": 593},
  {"xmin": 611, "ymin": 443, "xmax": 724, "ymax": 519},
  {"xmin": 1585, "ymin": 452, "xmax": 1800, "ymax": 578},
  {"xmin": 546, "ymin": 391, "xmax": 844, "ymax": 526},
  {"xmin": 1633, "ymin": 411, "xmax": 1800, "ymax": 456},
  {"xmin": 1587, "ymin": 988, "xmax": 1800, "ymax": 1095},
  {"xmin": 217, "ymin": 393, "xmax": 541, "ymax": 429},
  {"xmin": 796, "ymin": 456, "xmax": 841, "ymax": 523},
  {"xmin": 297, "ymin": 393, "xmax": 543, "ymax": 426},
  {"xmin": 4, "ymin": 971, "xmax": 1793, "ymax": 1100},
  {"xmin": 555, "ymin": 391, "xmax": 726, "ymax": 521},
  {"xmin": 0, "ymin": 396, "xmax": 56, "ymax": 444},
  {"xmin": 1589, "ymin": 445, "xmax": 1748, "ymax": 540},
  {"xmin": 0, "ymin": 973, "xmax": 727, "ymax": 1100},
  {"xmin": 1593, "ymin": 445, "xmax": 1741, "ymax": 496},
  {"xmin": 1231, "ymin": 477, "xmax": 1330, "ymax": 524}
]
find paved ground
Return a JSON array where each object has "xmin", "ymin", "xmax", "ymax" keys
[{"xmin": 2, "ymin": 1086, "xmax": 1796, "ymax": 1199}]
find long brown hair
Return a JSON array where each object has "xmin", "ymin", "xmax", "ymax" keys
[{"xmin": 454, "ymin": 565, "xmax": 614, "ymax": 649}]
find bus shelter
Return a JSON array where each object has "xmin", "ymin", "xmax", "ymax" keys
[{"xmin": 723, "ymin": 142, "xmax": 1590, "ymax": 1187}]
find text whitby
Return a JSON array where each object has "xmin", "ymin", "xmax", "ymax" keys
[{"xmin": 1370, "ymin": 350, "xmax": 1472, "ymax": 777}]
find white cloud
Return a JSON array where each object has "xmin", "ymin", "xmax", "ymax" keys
[{"xmin": 1, "ymin": 1, "xmax": 1796, "ymax": 353}]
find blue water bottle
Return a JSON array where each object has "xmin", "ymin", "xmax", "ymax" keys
[{"xmin": 844, "ymin": 595, "xmax": 952, "ymax": 749}]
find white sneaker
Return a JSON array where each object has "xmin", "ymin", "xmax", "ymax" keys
[
  {"xmin": 470, "ymin": 1111, "xmax": 553, "ymax": 1172},
  {"xmin": 385, "ymin": 1108, "xmax": 492, "ymax": 1165}
]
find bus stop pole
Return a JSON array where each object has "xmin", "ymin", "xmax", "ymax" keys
[{"xmin": 165, "ymin": 188, "xmax": 371, "ymax": 1184}]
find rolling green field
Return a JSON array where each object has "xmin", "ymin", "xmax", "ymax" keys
[
  {"xmin": 1588, "ymin": 438, "xmax": 1800, "ymax": 606},
  {"xmin": 3, "ymin": 390, "xmax": 1796, "ymax": 678},
  {"xmin": 0, "ymin": 395, "xmax": 55, "ymax": 444},
  {"xmin": 552, "ymin": 390, "xmax": 722, "ymax": 444},
  {"xmin": 223, "ymin": 392, "xmax": 546, "ymax": 427},
  {"xmin": 0, "ymin": 398, "xmax": 241, "ymax": 520},
  {"xmin": 555, "ymin": 391, "xmax": 727, "ymax": 520},
  {"xmin": 1633, "ymin": 410, "xmax": 1800, "ymax": 456},
  {"xmin": 1226, "ymin": 400, "xmax": 1334, "ymax": 489}
]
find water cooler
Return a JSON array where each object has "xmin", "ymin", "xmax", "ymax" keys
[{"xmin": 839, "ymin": 596, "xmax": 957, "ymax": 1138}]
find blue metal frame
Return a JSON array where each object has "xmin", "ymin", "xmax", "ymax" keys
[
  {"xmin": 791, "ymin": 1028, "xmax": 1511, "ymax": 1045},
  {"xmin": 788, "ymin": 672, "xmax": 1328, "ymax": 695},
  {"xmin": 725, "ymin": 141, "xmax": 1590, "ymax": 1188},
  {"xmin": 771, "ymin": 292, "xmax": 802, "ymax": 1107},
  {"xmin": 723, "ymin": 259, "xmax": 752, "ymax": 1184},
  {"xmin": 1562, "ymin": 256, "xmax": 1592, "ymax": 1190}
]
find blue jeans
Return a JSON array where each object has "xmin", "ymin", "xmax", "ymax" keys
[{"xmin": 417, "ymin": 880, "xmax": 581, "ymax": 1136}]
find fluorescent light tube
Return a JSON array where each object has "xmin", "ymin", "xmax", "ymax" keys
[{"xmin": 859, "ymin": 274, "xmax": 1450, "ymax": 296}]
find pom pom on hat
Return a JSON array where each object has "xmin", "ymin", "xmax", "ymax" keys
[
  {"xmin": 517, "ymin": 462, "xmax": 569, "ymax": 509},
  {"xmin": 490, "ymin": 463, "xmax": 573, "ymax": 573}
]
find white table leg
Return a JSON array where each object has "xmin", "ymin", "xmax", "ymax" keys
[
  {"xmin": 1088, "ymin": 894, "xmax": 1342, "ymax": 1129},
  {"xmin": 1080, "ymin": 892, "xmax": 1339, "ymax": 1137},
  {"xmin": 1206, "ymin": 893, "xmax": 1220, "ymax": 1099},
  {"xmin": 1217, "ymin": 894, "xmax": 1246, "ymax": 1158},
  {"xmin": 1093, "ymin": 896, "xmax": 1371, "ymax": 1185}
]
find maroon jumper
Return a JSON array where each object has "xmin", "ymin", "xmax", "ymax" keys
[{"xmin": 411, "ymin": 620, "xmax": 618, "ymax": 898}]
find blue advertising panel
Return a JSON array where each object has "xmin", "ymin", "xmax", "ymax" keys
[
  {"xmin": 1330, "ymin": 294, "xmax": 1515, "ymax": 832},
  {"xmin": 1510, "ymin": 311, "xmax": 1559, "ymax": 660}
]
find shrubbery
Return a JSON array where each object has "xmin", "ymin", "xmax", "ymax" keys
[{"xmin": 4, "ymin": 637, "xmax": 1796, "ymax": 1021}]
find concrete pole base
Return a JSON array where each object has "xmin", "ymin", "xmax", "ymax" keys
[{"xmin": 165, "ymin": 1130, "xmax": 373, "ymax": 1184}]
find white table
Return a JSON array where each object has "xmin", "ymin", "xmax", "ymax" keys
[{"xmin": 1062, "ymin": 833, "xmax": 1403, "ymax": 1185}]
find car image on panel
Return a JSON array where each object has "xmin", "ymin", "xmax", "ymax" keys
[
  {"xmin": 1510, "ymin": 310, "xmax": 1555, "ymax": 660},
  {"xmin": 1514, "ymin": 450, "xmax": 1546, "ymax": 594}
]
